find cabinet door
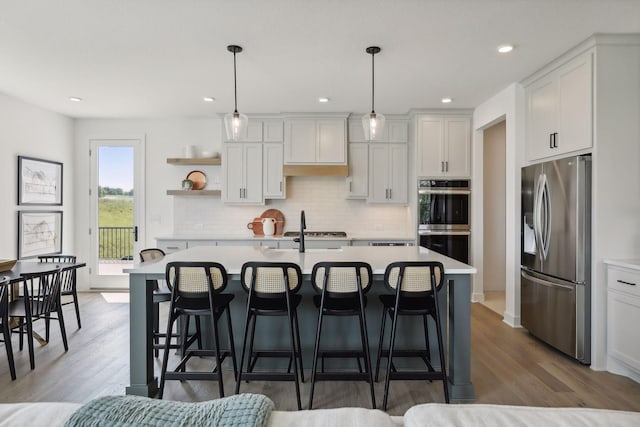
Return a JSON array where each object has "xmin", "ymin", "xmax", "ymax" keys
[
  {"xmin": 608, "ymin": 290, "xmax": 640, "ymax": 371},
  {"xmin": 245, "ymin": 121, "xmax": 263, "ymax": 142},
  {"xmin": 368, "ymin": 144, "xmax": 390, "ymax": 203},
  {"xmin": 263, "ymin": 119, "xmax": 284, "ymax": 142},
  {"xmin": 417, "ymin": 117, "xmax": 445, "ymax": 177},
  {"xmin": 445, "ymin": 118, "xmax": 471, "ymax": 177},
  {"xmin": 348, "ymin": 120, "xmax": 367, "ymax": 142},
  {"xmin": 387, "ymin": 120, "xmax": 409, "ymax": 143},
  {"xmin": 243, "ymin": 143, "xmax": 263, "ymax": 203},
  {"xmin": 263, "ymin": 143, "xmax": 285, "ymax": 199},
  {"xmin": 557, "ymin": 53, "xmax": 592, "ymax": 155},
  {"xmin": 526, "ymin": 74, "xmax": 558, "ymax": 161},
  {"xmin": 223, "ymin": 143, "xmax": 245, "ymax": 203},
  {"xmin": 284, "ymin": 119, "xmax": 316, "ymax": 163},
  {"xmin": 347, "ymin": 143, "xmax": 368, "ymax": 199},
  {"xmin": 317, "ymin": 119, "xmax": 346, "ymax": 163},
  {"xmin": 388, "ymin": 144, "xmax": 408, "ymax": 204}
]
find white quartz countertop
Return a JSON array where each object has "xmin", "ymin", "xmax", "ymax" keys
[
  {"xmin": 156, "ymin": 233, "xmax": 415, "ymax": 241},
  {"xmin": 604, "ymin": 259, "xmax": 640, "ymax": 271},
  {"xmin": 128, "ymin": 245, "xmax": 476, "ymax": 275}
]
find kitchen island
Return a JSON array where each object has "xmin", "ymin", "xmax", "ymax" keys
[{"xmin": 125, "ymin": 245, "xmax": 476, "ymax": 402}]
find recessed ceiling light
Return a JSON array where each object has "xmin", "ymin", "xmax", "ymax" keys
[
  {"xmin": 203, "ymin": 96, "xmax": 215, "ymax": 102},
  {"xmin": 497, "ymin": 44, "xmax": 514, "ymax": 54},
  {"xmin": 68, "ymin": 97, "xmax": 82, "ymax": 102},
  {"xmin": 318, "ymin": 97, "xmax": 330, "ymax": 103},
  {"xmin": 441, "ymin": 97, "xmax": 453, "ymax": 104}
]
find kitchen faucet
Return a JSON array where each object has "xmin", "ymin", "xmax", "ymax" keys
[{"xmin": 293, "ymin": 210, "xmax": 306, "ymax": 253}]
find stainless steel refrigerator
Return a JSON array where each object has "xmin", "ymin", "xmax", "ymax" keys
[{"xmin": 521, "ymin": 154, "xmax": 591, "ymax": 364}]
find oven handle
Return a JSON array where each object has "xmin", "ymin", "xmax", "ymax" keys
[
  {"xmin": 418, "ymin": 230, "xmax": 470, "ymax": 236},
  {"xmin": 418, "ymin": 189, "xmax": 471, "ymax": 195}
]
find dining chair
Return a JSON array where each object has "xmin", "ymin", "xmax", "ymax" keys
[
  {"xmin": 38, "ymin": 255, "xmax": 81, "ymax": 330},
  {"xmin": 308, "ymin": 261, "xmax": 376, "ymax": 409},
  {"xmin": 0, "ymin": 277, "xmax": 16, "ymax": 380},
  {"xmin": 9, "ymin": 267, "xmax": 68, "ymax": 370},
  {"xmin": 375, "ymin": 261, "xmax": 449, "ymax": 410},
  {"xmin": 158, "ymin": 261, "xmax": 237, "ymax": 399},
  {"xmin": 139, "ymin": 248, "xmax": 181, "ymax": 357},
  {"xmin": 236, "ymin": 262, "xmax": 304, "ymax": 410}
]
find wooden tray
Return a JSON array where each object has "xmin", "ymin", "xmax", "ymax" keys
[
  {"xmin": 0, "ymin": 259, "xmax": 17, "ymax": 272},
  {"xmin": 260, "ymin": 209, "xmax": 285, "ymax": 236}
]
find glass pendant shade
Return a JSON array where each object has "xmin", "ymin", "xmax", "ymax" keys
[
  {"xmin": 362, "ymin": 111, "xmax": 386, "ymax": 141},
  {"xmin": 224, "ymin": 111, "xmax": 248, "ymax": 141}
]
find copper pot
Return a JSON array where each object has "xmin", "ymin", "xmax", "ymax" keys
[{"xmin": 247, "ymin": 218, "xmax": 264, "ymax": 235}]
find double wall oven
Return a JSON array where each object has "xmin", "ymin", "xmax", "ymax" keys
[{"xmin": 418, "ymin": 180, "xmax": 470, "ymax": 264}]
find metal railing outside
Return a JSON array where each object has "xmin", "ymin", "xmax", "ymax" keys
[{"xmin": 99, "ymin": 226, "xmax": 134, "ymax": 261}]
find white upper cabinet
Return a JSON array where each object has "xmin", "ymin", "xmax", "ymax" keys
[
  {"xmin": 284, "ymin": 117, "xmax": 347, "ymax": 164},
  {"xmin": 368, "ymin": 143, "xmax": 408, "ymax": 204},
  {"xmin": 417, "ymin": 116, "xmax": 471, "ymax": 178},
  {"xmin": 223, "ymin": 119, "xmax": 284, "ymax": 143},
  {"xmin": 263, "ymin": 142, "xmax": 285, "ymax": 199},
  {"xmin": 222, "ymin": 142, "xmax": 263, "ymax": 204},
  {"xmin": 348, "ymin": 119, "xmax": 408, "ymax": 143},
  {"xmin": 525, "ymin": 51, "xmax": 593, "ymax": 161},
  {"xmin": 346, "ymin": 143, "xmax": 368, "ymax": 199}
]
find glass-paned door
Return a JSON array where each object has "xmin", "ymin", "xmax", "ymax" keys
[{"xmin": 89, "ymin": 139, "xmax": 145, "ymax": 288}]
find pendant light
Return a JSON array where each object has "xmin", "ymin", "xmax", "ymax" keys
[
  {"xmin": 224, "ymin": 45, "xmax": 248, "ymax": 141},
  {"xmin": 362, "ymin": 46, "xmax": 385, "ymax": 141}
]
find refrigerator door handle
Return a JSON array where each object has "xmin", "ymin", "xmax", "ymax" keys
[
  {"xmin": 521, "ymin": 270, "xmax": 575, "ymax": 291},
  {"xmin": 533, "ymin": 174, "xmax": 545, "ymax": 259},
  {"xmin": 540, "ymin": 173, "xmax": 551, "ymax": 260}
]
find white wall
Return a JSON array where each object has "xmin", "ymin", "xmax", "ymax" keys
[
  {"xmin": 471, "ymin": 83, "xmax": 524, "ymax": 326},
  {"xmin": 0, "ymin": 92, "xmax": 75, "ymax": 259},
  {"xmin": 482, "ymin": 121, "xmax": 506, "ymax": 292}
]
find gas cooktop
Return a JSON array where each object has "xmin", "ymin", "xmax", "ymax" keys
[{"xmin": 283, "ymin": 231, "xmax": 348, "ymax": 238}]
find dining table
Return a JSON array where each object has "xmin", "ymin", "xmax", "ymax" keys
[
  {"xmin": 1, "ymin": 259, "xmax": 86, "ymax": 344},
  {"xmin": 125, "ymin": 245, "xmax": 477, "ymax": 402}
]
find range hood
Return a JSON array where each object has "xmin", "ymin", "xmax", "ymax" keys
[{"xmin": 283, "ymin": 164, "xmax": 349, "ymax": 177}]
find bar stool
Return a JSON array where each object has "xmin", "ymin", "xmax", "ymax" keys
[
  {"xmin": 235, "ymin": 262, "xmax": 304, "ymax": 410},
  {"xmin": 139, "ymin": 249, "xmax": 182, "ymax": 357},
  {"xmin": 375, "ymin": 261, "xmax": 449, "ymax": 410},
  {"xmin": 308, "ymin": 261, "xmax": 376, "ymax": 409},
  {"xmin": 158, "ymin": 261, "xmax": 237, "ymax": 399}
]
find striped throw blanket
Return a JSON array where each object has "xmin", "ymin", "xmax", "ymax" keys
[{"xmin": 64, "ymin": 393, "xmax": 274, "ymax": 427}]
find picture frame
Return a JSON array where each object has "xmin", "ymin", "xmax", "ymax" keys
[
  {"xmin": 18, "ymin": 156, "xmax": 63, "ymax": 205},
  {"xmin": 18, "ymin": 211, "xmax": 63, "ymax": 259}
]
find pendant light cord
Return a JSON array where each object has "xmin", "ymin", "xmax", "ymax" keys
[
  {"xmin": 233, "ymin": 50, "xmax": 239, "ymax": 114},
  {"xmin": 371, "ymin": 51, "xmax": 375, "ymax": 114}
]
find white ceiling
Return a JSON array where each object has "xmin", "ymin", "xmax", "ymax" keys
[{"xmin": 1, "ymin": 0, "xmax": 639, "ymax": 119}]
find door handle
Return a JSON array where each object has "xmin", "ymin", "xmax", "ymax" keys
[{"xmin": 133, "ymin": 226, "xmax": 138, "ymax": 242}]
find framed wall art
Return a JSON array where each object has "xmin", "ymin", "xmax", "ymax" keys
[
  {"xmin": 18, "ymin": 156, "xmax": 63, "ymax": 205},
  {"xmin": 18, "ymin": 210, "xmax": 63, "ymax": 259}
]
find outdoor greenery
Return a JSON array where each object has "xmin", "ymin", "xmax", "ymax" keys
[
  {"xmin": 98, "ymin": 192, "xmax": 134, "ymax": 260},
  {"xmin": 99, "ymin": 185, "xmax": 134, "ymax": 197}
]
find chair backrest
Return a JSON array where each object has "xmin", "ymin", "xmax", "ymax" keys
[
  {"xmin": 39, "ymin": 255, "xmax": 77, "ymax": 294},
  {"xmin": 139, "ymin": 248, "xmax": 166, "ymax": 263},
  {"xmin": 384, "ymin": 261, "xmax": 445, "ymax": 296},
  {"xmin": 22, "ymin": 268, "xmax": 63, "ymax": 317},
  {"xmin": 241, "ymin": 262, "xmax": 302, "ymax": 296},
  {"xmin": 0, "ymin": 277, "xmax": 8, "ymax": 319},
  {"xmin": 311, "ymin": 262, "xmax": 372, "ymax": 296},
  {"xmin": 165, "ymin": 262, "xmax": 228, "ymax": 299}
]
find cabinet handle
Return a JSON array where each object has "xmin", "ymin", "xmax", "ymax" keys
[
  {"xmin": 243, "ymin": 188, "xmax": 247, "ymax": 198},
  {"xmin": 280, "ymin": 182, "xmax": 283, "ymax": 192},
  {"xmin": 389, "ymin": 188, "xmax": 392, "ymax": 199},
  {"xmin": 550, "ymin": 133, "xmax": 553, "ymax": 149},
  {"xmin": 445, "ymin": 161, "xmax": 449, "ymax": 172},
  {"xmin": 349, "ymin": 181, "xmax": 352, "ymax": 192},
  {"xmin": 239, "ymin": 188, "xmax": 242, "ymax": 198},
  {"xmin": 441, "ymin": 161, "xmax": 445, "ymax": 172},
  {"xmin": 166, "ymin": 246, "xmax": 179, "ymax": 250},
  {"xmin": 617, "ymin": 279, "xmax": 637, "ymax": 286},
  {"xmin": 553, "ymin": 132, "xmax": 558, "ymax": 148}
]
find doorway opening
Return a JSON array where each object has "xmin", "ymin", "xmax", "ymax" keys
[
  {"xmin": 481, "ymin": 120, "xmax": 506, "ymax": 315},
  {"xmin": 89, "ymin": 139, "xmax": 145, "ymax": 289}
]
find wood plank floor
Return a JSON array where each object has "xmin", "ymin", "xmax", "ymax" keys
[{"xmin": 0, "ymin": 293, "xmax": 639, "ymax": 416}]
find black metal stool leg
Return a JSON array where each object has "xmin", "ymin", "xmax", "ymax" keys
[
  {"xmin": 225, "ymin": 306, "xmax": 238, "ymax": 380},
  {"xmin": 375, "ymin": 307, "xmax": 388, "ymax": 382},
  {"xmin": 359, "ymin": 298, "xmax": 376, "ymax": 409},
  {"xmin": 383, "ymin": 307, "xmax": 400, "ymax": 411},
  {"xmin": 236, "ymin": 303, "xmax": 252, "ymax": 395},
  {"xmin": 308, "ymin": 303, "xmax": 325, "ymax": 410},
  {"xmin": 287, "ymin": 305, "xmax": 302, "ymax": 410}
]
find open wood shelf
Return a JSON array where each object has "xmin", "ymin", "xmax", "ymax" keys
[
  {"xmin": 166, "ymin": 157, "xmax": 221, "ymax": 165},
  {"xmin": 166, "ymin": 189, "xmax": 221, "ymax": 196}
]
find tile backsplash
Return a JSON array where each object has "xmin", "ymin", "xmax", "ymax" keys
[{"xmin": 174, "ymin": 176, "xmax": 413, "ymax": 236}]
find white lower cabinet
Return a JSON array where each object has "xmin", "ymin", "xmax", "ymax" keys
[
  {"xmin": 368, "ymin": 143, "xmax": 408, "ymax": 204},
  {"xmin": 607, "ymin": 264, "xmax": 640, "ymax": 376},
  {"xmin": 222, "ymin": 143, "xmax": 263, "ymax": 204},
  {"xmin": 346, "ymin": 143, "xmax": 368, "ymax": 199}
]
